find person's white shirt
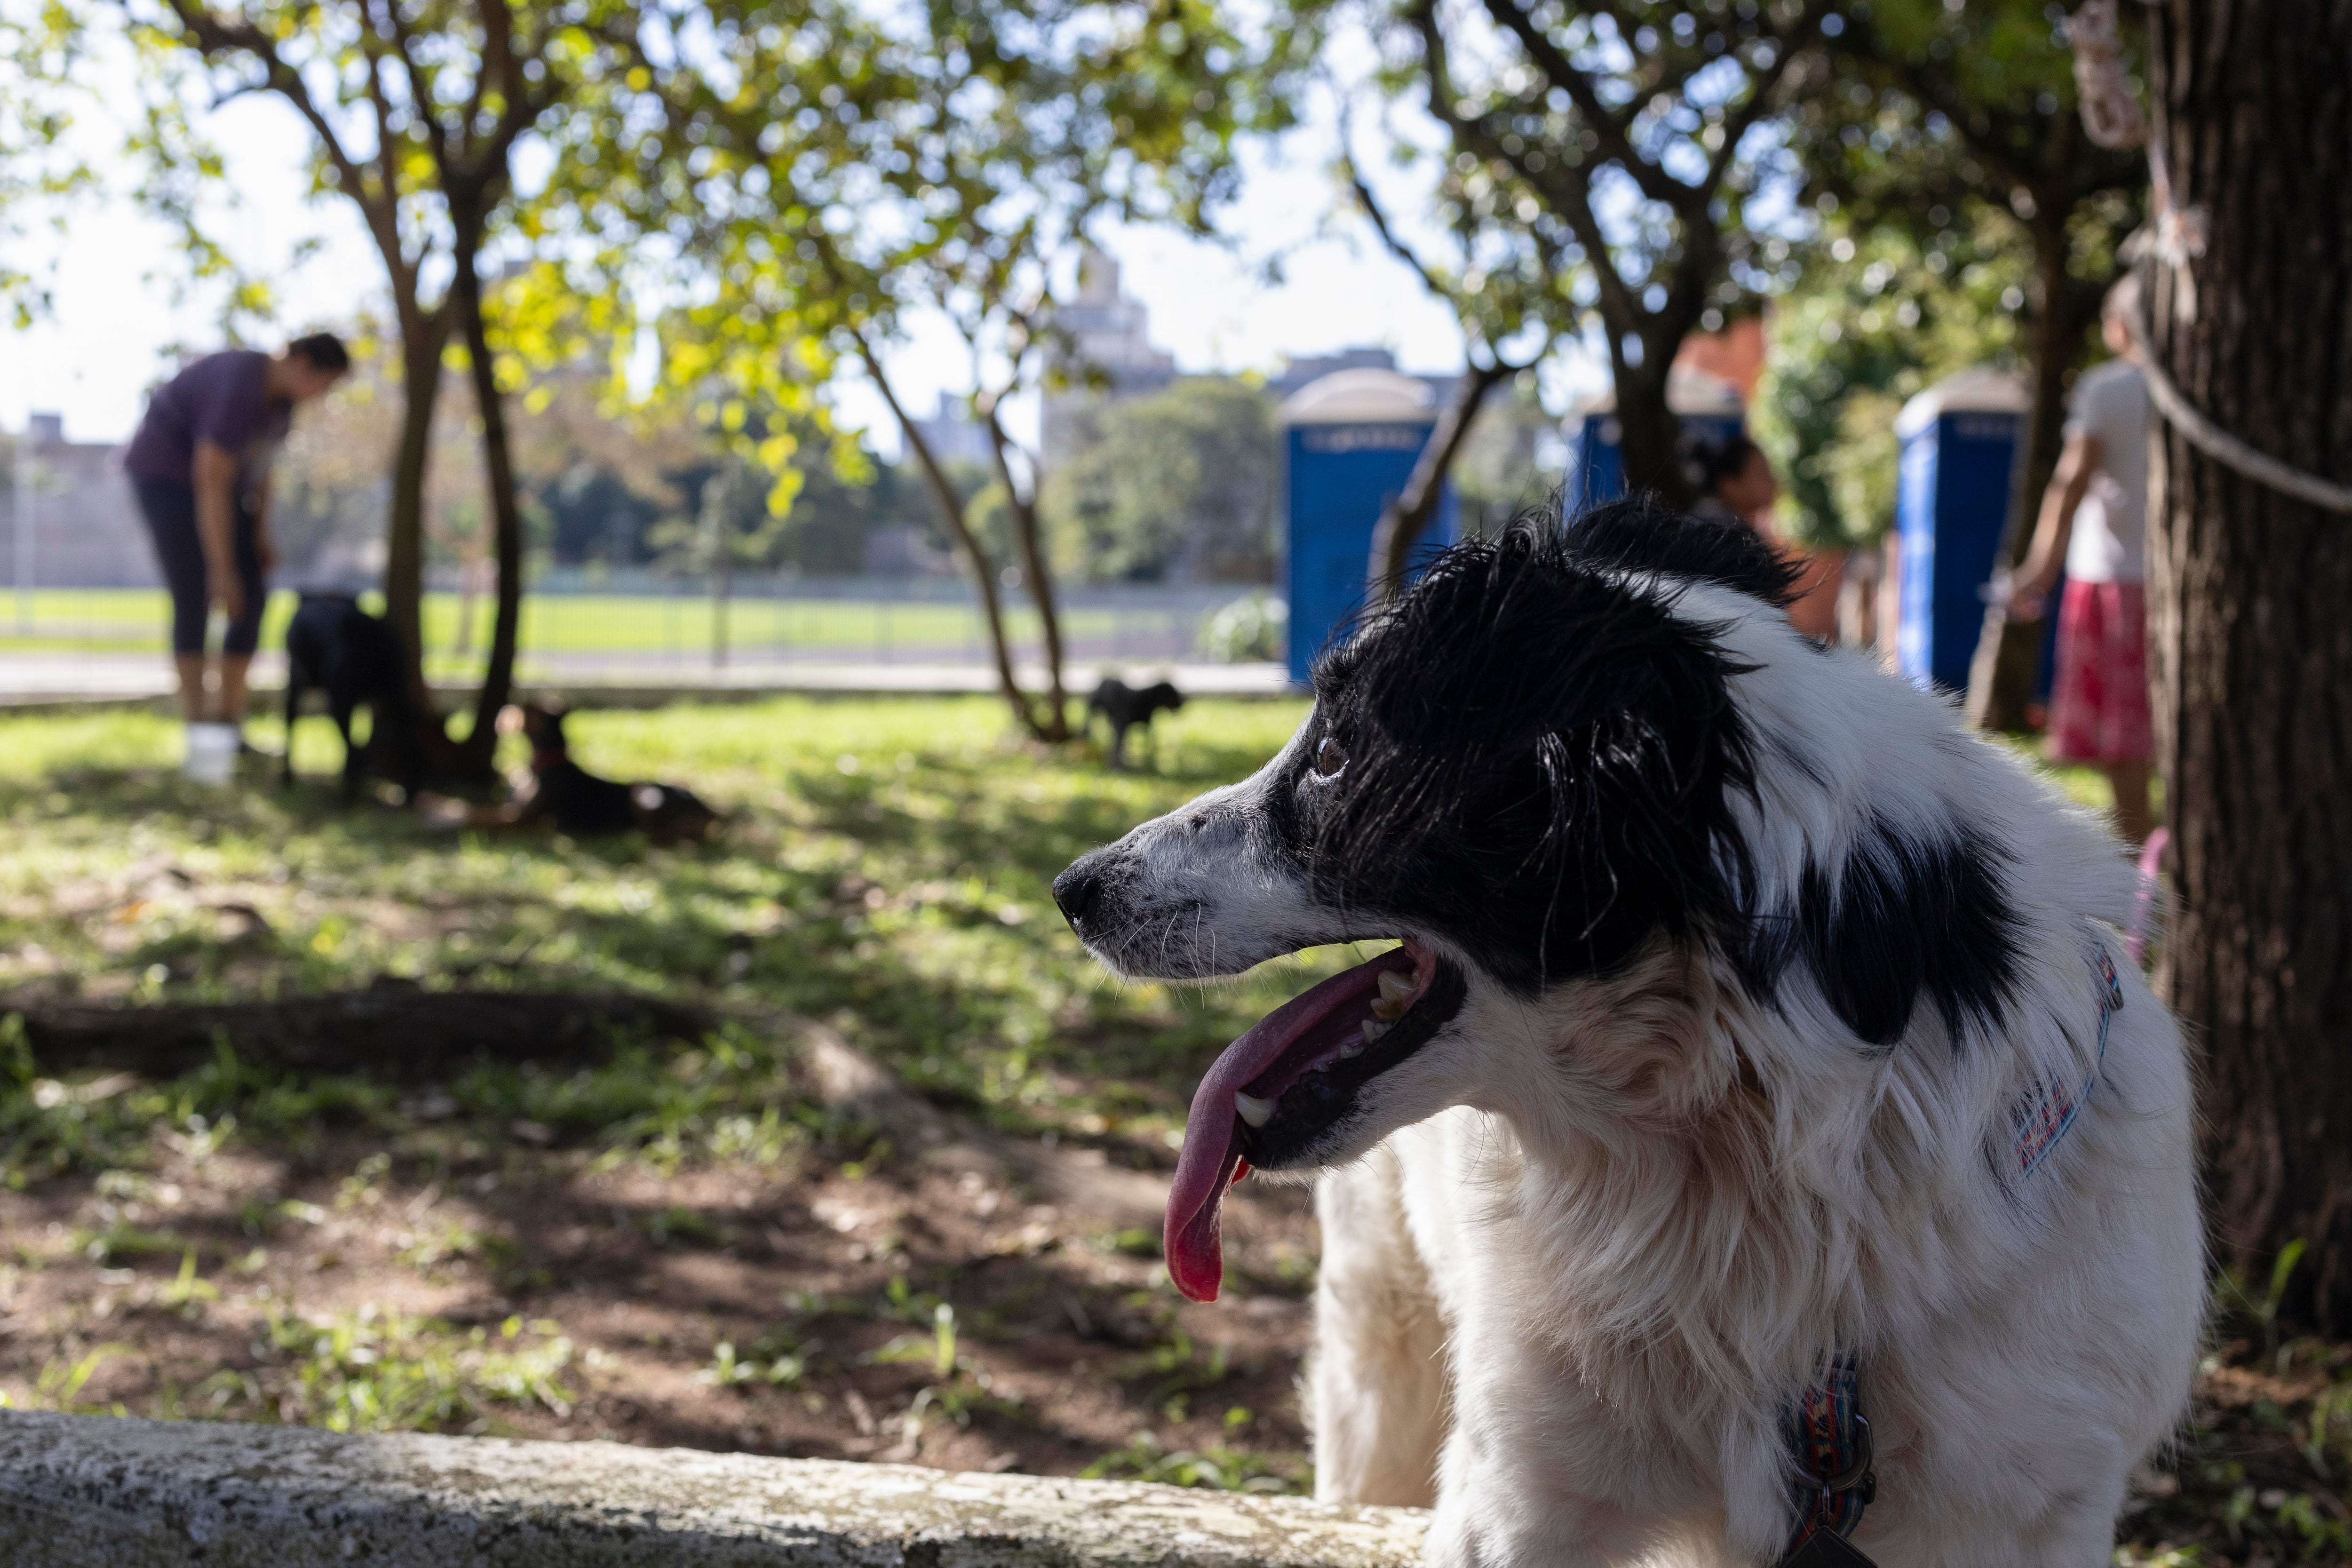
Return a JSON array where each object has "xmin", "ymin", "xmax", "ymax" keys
[{"xmin": 2061, "ymin": 358, "xmax": 2150, "ymax": 584}]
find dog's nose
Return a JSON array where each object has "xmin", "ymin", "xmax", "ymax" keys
[{"xmin": 1052, "ymin": 859, "xmax": 1106, "ymax": 933}]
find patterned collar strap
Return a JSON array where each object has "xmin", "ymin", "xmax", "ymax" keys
[
  {"xmin": 2011, "ymin": 944, "xmax": 2125, "ymax": 1178},
  {"xmin": 1778, "ymin": 1352, "xmax": 1877, "ymax": 1566}
]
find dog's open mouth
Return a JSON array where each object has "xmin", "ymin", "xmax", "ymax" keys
[{"xmin": 1165, "ymin": 938, "xmax": 1466, "ymax": 1301}]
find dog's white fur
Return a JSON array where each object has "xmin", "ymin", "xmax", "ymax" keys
[{"xmin": 1084, "ymin": 579, "xmax": 2202, "ymax": 1566}]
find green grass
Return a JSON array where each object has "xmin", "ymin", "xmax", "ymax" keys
[
  {"xmin": 0, "ymin": 699, "xmax": 2154, "ymax": 1189},
  {"xmin": 172, "ymin": 1307, "xmax": 577, "ymax": 1433},
  {"xmin": 0, "ymin": 696, "xmax": 1328, "ymax": 1185},
  {"xmin": 0, "ymin": 587, "xmax": 1196, "ymax": 665}
]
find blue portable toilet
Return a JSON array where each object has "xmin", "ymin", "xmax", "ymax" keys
[
  {"xmin": 1561, "ymin": 366, "xmax": 1747, "ymax": 507},
  {"xmin": 1892, "ymin": 368, "xmax": 2037, "ymax": 693},
  {"xmin": 1280, "ymin": 369, "xmax": 1459, "ymax": 685}
]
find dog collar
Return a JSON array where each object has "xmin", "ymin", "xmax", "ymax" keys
[{"xmin": 1779, "ymin": 1352, "xmax": 1877, "ymax": 1567}]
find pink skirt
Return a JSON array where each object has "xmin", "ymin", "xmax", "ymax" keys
[{"xmin": 2047, "ymin": 580, "xmax": 2153, "ymax": 764}]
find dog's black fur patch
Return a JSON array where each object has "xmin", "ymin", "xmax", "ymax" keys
[
  {"xmin": 1543, "ymin": 493, "xmax": 1802, "ymax": 607},
  {"xmin": 1795, "ymin": 814, "xmax": 2021, "ymax": 1047},
  {"xmin": 1276, "ymin": 500, "xmax": 1778, "ymax": 995}
]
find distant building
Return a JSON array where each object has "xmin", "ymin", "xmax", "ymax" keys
[
  {"xmin": 1041, "ymin": 250, "xmax": 1181, "ymax": 468},
  {"xmin": 4, "ymin": 413, "xmax": 157, "ymax": 589},
  {"xmin": 3, "ymin": 406, "xmax": 387, "ymax": 593},
  {"xmin": 909, "ymin": 393, "xmax": 998, "ymax": 470},
  {"xmin": 1038, "ymin": 252, "xmax": 1460, "ymax": 473}
]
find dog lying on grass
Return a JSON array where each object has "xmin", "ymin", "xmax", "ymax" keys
[
  {"xmin": 282, "ymin": 592, "xmax": 451, "ymax": 800},
  {"xmin": 502, "ymin": 703, "xmax": 718, "ymax": 844},
  {"xmin": 429, "ymin": 703, "xmax": 719, "ymax": 844},
  {"xmin": 1053, "ymin": 499, "xmax": 2200, "ymax": 1566}
]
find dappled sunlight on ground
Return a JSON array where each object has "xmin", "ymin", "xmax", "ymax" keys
[{"xmin": 0, "ymin": 700, "xmax": 2339, "ymax": 1553}]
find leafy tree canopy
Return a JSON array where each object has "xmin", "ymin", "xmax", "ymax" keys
[{"xmin": 1041, "ymin": 377, "xmax": 1279, "ymax": 585}]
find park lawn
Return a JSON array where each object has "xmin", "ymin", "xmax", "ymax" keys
[
  {"xmin": 0, "ymin": 695, "xmax": 1336, "ymax": 1487},
  {"xmin": 0, "ymin": 586, "xmax": 1160, "ymax": 664},
  {"xmin": 0, "ymin": 697, "xmax": 2335, "ymax": 1559},
  {"xmin": 0, "ymin": 696, "xmax": 1332, "ymax": 1138}
]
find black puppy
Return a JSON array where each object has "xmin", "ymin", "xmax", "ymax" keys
[
  {"xmin": 504, "ymin": 703, "xmax": 719, "ymax": 845},
  {"xmin": 1087, "ymin": 677, "xmax": 1185, "ymax": 771},
  {"xmin": 283, "ymin": 593, "xmax": 449, "ymax": 800}
]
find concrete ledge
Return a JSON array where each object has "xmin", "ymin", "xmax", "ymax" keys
[{"xmin": 0, "ymin": 1412, "xmax": 1427, "ymax": 1567}]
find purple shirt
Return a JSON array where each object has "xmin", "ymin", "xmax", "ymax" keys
[{"xmin": 121, "ymin": 350, "xmax": 293, "ymax": 487}]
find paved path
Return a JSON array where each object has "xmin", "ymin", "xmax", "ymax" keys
[{"xmin": 0, "ymin": 651, "xmax": 1299, "ymax": 708}]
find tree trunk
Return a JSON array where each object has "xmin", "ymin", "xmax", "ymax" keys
[
  {"xmin": 2147, "ymin": 0, "xmax": 2352, "ymax": 1333},
  {"xmin": 1611, "ymin": 352, "xmax": 1693, "ymax": 506},
  {"xmin": 451, "ymin": 230, "xmax": 526, "ymax": 778},
  {"xmin": 854, "ymin": 338, "xmax": 1041, "ymax": 738},
  {"xmin": 1367, "ymin": 359, "xmax": 1510, "ymax": 603},
  {"xmin": 987, "ymin": 411, "xmax": 1070, "ymax": 741},
  {"xmin": 386, "ymin": 311, "xmax": 451, "ymax": 709},
  {"xmin": 1965, "ymin": 183, "xmax": 2093, "ymax": 733}
]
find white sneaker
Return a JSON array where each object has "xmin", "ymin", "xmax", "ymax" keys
[{"xmin": 183, "ymin": 722, "xmax": 241, "ymax": 785}]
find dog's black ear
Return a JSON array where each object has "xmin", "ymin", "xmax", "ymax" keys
[
  {"xmin": 1311, "ymin": 525, "xmax": 1767, "ymax": 994},
  {"xmin": 1796, "ymin": 814, "xmax": 2021, "ymax": 1048},
  {"xmin": 1555, "ymin": 493, "xmax": 1801, "ymax": 607}
]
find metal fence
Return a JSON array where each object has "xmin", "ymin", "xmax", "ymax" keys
[{"xmin": 0, "ymin": 574, "xmax": 1275, "ymax": 674}]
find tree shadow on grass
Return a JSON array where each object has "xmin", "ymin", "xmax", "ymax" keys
[{"xmin": 0, "ymin": 713, "xmax": 1329, "ymax": 1476}]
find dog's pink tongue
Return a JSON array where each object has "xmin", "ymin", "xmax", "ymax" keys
[{"xmin": 1165, "ymin": 957, "xmax": 1402, "ymax": 1302}]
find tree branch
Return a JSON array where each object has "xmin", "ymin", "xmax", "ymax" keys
[
  {"xmin": 847, "ymin": 326, "xmax": 1041, "ymax": 738},
  {"xmin": 146, "ymin": 0, "xmax": 409, "ymax": 284},
  {"xmin": 1475, "ymin": 0, "xmax": 1694, "ymax": 213},
  {"xmin": 1407, "ymin": 0, "xmax": 1640, "ymax": 333},
  {"xmin": 1703, "ymin": 12, "xmax": 1823, "ymax": 191},
  {"xmin": 1365, "ymin": 356, "xmax": 1522, "ymax": 602},
  {"xmin": 1341, "ymin": 149, "xmax": 1452, "ymax": 304}
]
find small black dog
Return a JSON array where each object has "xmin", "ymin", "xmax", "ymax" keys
[
  {"xmin": 283, "ymin": 593, "xmax": 449, "ymax": 800},
  {"xmin": 1087, "ymin": 677, "xmax": 1185, "ymax": 771},
  {"xmin": 503, "ymin": 703, "xmax": 719, "ymax": 845}
]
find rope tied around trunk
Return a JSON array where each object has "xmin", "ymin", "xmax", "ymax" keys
[{"xmin": 2067, "ymin": 0, "xmax": 2352, "ymax": 515}]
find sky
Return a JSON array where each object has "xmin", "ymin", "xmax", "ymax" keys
[{"xmin": 0, "ymin": 40, "xmax": 1561, "ymax": 457}]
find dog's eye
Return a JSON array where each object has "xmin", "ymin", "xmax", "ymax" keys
[{"xmin": 1312, "ymin": 736, "xmax": 1347, "ymax": 778}]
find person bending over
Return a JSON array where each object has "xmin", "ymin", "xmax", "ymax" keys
[{"xmin": 121, "ymin": 334, "xmax": 350, "ymax": 734}]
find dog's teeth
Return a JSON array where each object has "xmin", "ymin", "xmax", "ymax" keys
[
  {"xmin": 1233, "ymin": 1091, "xmax": 1276, "ymax": 1129},
  {"xmin": 1360, "ymin": 1019, "xmax": 1389, "ymax": 1044},
  {"xmin": 1337, "ymin": 1038, "xmax": 1365, "ymax": 1060},
  {"xmin": 1377, "ymin": 971, "xmax": 1416, "ymax": 1008},
  {"xmin": 1369, "ymin": 996, "xmax": 1404, "ymax": 1021}
]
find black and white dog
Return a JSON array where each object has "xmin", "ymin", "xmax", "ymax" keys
[{"xmin": 1053, "ymin": 500, "xmax": 2200, "ymax": 1566}]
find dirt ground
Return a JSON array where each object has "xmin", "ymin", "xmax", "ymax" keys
[
  {"xmin": 0, "ymin": 1019, "xmax": 1322, "ymax": 1486},
  {"xmin": 7, "ymin": 1011, "xmax": 2352, "ymax": 1560}
]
